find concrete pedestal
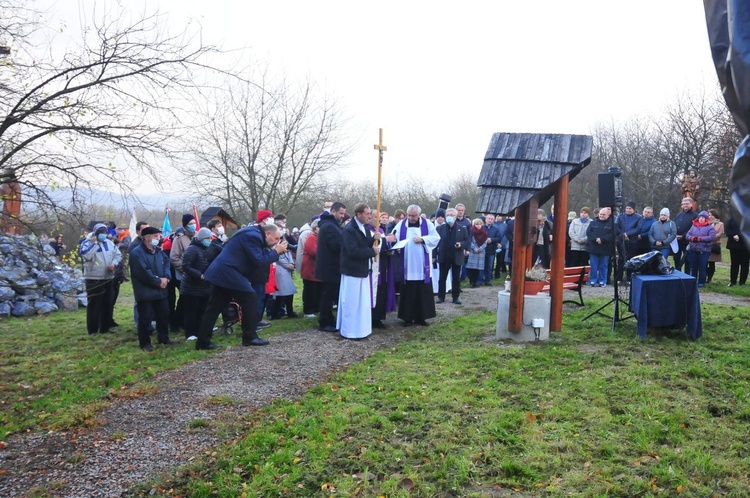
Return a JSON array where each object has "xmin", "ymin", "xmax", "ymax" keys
[{"xmin": 496, "ymin": 291, "xmax": 551, "ymax": 342}]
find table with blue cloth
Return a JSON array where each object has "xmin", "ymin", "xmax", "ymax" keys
[{"xmin": 629, "ymin": 270, "xmax": 702, "ymax": 340}]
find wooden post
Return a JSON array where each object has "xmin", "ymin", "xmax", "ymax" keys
[
  {"xmin": 373, "ymin": 128, "xmax": 387, "ymax": 217},
  {"xmin": 508, "ymin": 205, "xmax": 528, "ymax": 333},
  {"xmin": 550, "ymin": 177, "xmax": 569, "ymax": 332}
]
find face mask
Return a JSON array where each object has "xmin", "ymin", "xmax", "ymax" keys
[
  {"xmin": 150, "ymin": 238, "xmax": 159, "ymax": 247},
  {"xmin": 446, "ymin": 216, "xmax": 455, "ymax": 225},
  {"xmin": 278, "ymin": 221, "xmax": 286, "ymax": 227},
  {"xmin": 97, "ymin": 233, "xmax": 107, "ymax": 242},
  {"xmin": 264, "ymin": 217, "xmax": 274, "ymax": 226},
  {"xmin": 217, "ymin": 226, "xmax": 225, "ymax": 235},
  {"xmin": 201, "ymin": 238, "xmax": 211, "ymax": 247},
  {"xmin": 186, "ymin": 223, "xmax": 196, "ymax": 233}
]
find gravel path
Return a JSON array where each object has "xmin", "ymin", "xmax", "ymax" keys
[{"xmin": 0, "ymin": 282, "xmax": 746, "ymax": 497}]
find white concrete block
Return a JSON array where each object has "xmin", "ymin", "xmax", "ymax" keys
[{"xmin": 496, "ymin": 291, "xmax": 551, "ymax": 342}]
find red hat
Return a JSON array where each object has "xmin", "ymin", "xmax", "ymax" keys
[{"xmin": 256, "ymin": 209, "xmax": 273, "ymax": 223}]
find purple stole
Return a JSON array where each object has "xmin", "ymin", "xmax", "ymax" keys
[{"xmin": 399, "ymin": 219, "xmax": 431, "ymax": 284}]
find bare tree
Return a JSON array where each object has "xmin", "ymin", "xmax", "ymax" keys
[
  {"xmin": 0, "ymin": 1, "xmax": 222, "ymax": 231},
  {"xmin": 651, "ymin": 89, "xmax": 727, "ymax": 206},
  {"xmin": 189, "ymin": 71, "xmax": 353, "ymax": 220}
]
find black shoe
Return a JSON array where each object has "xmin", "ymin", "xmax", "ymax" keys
[
  {"xmin": 109, "ymin": 321, "xmax": 120, "ymax": 328},
  {"xmin": 372, "ymin": 321, "xmax": 388, "ymax": 329},
  {"xmin": 287, "ymin": 313, "xmax": 299, "ymax": 318},
  {"xmin": 728, "ymin": 283, "xmax": 735, "ymax": 287},
  {"xmin": 452, "ymin": 299, "xmax": 462, "ymax": 305},
  {"xmin": 158, "ymin": 339, "xmax": 176, "ymax": 345},
  {"xmin": 416, "ymin": 320, "xmax": 429, "ymax": 326},
  {"xmin": 242, "ymin": 338, "xmax": 270, "ymax": 346},
  {"xmin": 319, "ymin": 326, "xmax": 339, "ymax": 333},
  {"xmin": 436, "ymin": 298, "xmax": 445, "ymax": 304},
  {"xmin": 403, "ymin": 321, "xmax": 413, "ymax": 327},
  {"xmin": 257, "ymin": 321, "xmax": 271, "ymax": 329},
  {"xmin": 141, "ymin": 344, "xmax": 154, "ymax": 352},
  {"xmin": 196, "ymin": 343, "xmax": 222, "ymax": 350}
]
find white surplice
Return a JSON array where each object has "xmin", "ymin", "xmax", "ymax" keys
[{"xmin": 393, "ymin": 218, "xmax": 441, "ymax": 281}]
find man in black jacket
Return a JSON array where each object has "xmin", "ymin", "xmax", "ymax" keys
[
  {"xmin": 129, "ymin": 227, "xmax": 174, "ymax": 351},
  {"xmin": 435, "ymin": 208, "xmax": 470, "ymax": 304},
  {"xmin": 337, "ymin": 203, "xmax": 379, "ymax": 339},
  {"xmin": 315, "ymin": 201, "xmax": 346, "ymax": 332},
  {"xmin": 674, "ymin": 197, "xmax": 698, "ymax": 273}
]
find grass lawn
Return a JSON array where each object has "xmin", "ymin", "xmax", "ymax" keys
[
  {"xmin": 0, "ymin": 284, "xmax": 313, "ymax": 439},
  {"xmin": 2, "ymin": 264, "xmax": 750, "ymax": 496},
  {"xmin": 147, "ymin": 276, "xmax": 750, "ymax": 496}
]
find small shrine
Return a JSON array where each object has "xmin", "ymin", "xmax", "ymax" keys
[{"xmin": 476, "ymin": 132, "xmax": 593, "ymax": 335}]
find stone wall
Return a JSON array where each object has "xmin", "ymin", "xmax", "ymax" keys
[{"xmin": 0, "ymin": 235, "xmax": 86, "ymax": 318}]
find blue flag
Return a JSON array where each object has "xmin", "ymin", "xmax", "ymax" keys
[{"xmin": 162, "ymin": 210, "xmax": 172, "ymax": 238}]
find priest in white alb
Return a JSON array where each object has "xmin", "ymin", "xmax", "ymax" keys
[
  {"xmin": 392, "ymin": 204, "xmax": 440, "ymax": 326},
  {"xmin": 337, "ymin": 203, "xmax": 380, "ymax": 339}
]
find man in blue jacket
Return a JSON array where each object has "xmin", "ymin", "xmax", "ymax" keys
[
  {"xmin": 195, "ymin": 224, "xmax": 288, "ymax": 349},
  {"xmin": 480, "ymin": 214, "xmax": 504, "ymax": 285},
  {"xmin": 129, "ymin": 227, "xmax": 173, "ymax": 351},
  {"xmin": 615, "ymin": 201, "xmax": 643, "ymax": 283}
]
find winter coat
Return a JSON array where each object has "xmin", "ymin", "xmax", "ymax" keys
[
  {"xmin": 675, "ymin": 209, "xmax": 698, "ymax": 236},
  {"xmin": 169, "ymin": 232, "xmax": 193, "ymax": 278},
  {"xmin": 80, "ymin": 237, "xmax": 122, "ymax": 280},
  {"xmin": 648, "ymin": 219, "xmax": 677, "ymax": 248},
  {"xmin": 616, "ymin": 212, "xmax": 643, "ymax": 239},
  {"xmin": 685, "ymin": 218, "xmax": 716, "ymax": 253},
  {"xmin": 301, "ymin": 231, "xmax": 321, "ymax": 282},
  {"xmin": 485, "ymin": 223, "xmax": 503, "ymax": 251},
  {"xmin": 725, "ymin": 217, "xmax": 747, "ymax": 251},
  {"xmin": 568, "ymin": 217, "xmax": 590, "ymax": 251},
  {"xmin": 180, "ymin": 239, "xmax": 212, "ymax": 297},
  {"xmin": 465, "ymin": 234, "xmax": 487, "ymax": 270},
  {"xmin": 436, "ymin": 222, "xmax": 470, "ymax": 266},
  {"xmin": 203, "ymin": 226, "xmax": 280, "ymax": 293},
  {"xmin": 586, "ymin": 217, "xmax": 615, "ymax": 255},
  {"xmin": 315, "ymin": 212, "xmax": 343, "ymax": 282},
  {"xmin": 129, "ymin": 242, "xmax": 170, "ymax": 302},
  {"xmin": 295, "ymin": 223, "xmax": 312, "ymax": 272},
  {"xmin": 274, "ymin": 252, "xmax": 297, "ymax": 296},
  {"xmin": 339, "ymin": 219, "xmax": 376, "ymax": 279},
  {"xmin": 708, "ymin": 220, "xmax": 724, "ymax": 262},
  {"xmin": 205, "ymin": 237, "xmax": 224, "ymax": 263}
]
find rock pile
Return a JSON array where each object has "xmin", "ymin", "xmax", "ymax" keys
[{"xmin": 0, "ymin": 234, "xmax": 86, "ymax": 318}]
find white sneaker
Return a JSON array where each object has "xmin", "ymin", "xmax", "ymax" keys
[
  {"xmin": 186, "ymin": 335, "xmax": 198, "ymax": 341},
  {"xmin": 304, "ymin": 314, "xmax": 316, "ymax": 318}
]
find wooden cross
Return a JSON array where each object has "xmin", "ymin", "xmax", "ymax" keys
[{"xmin": 373, "ymin": 128, "xmax": 387, "ymax": 217}]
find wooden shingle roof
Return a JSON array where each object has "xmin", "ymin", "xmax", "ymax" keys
[{"xmin": 476, "ymin": 133, "xmax": 593, "ymax": 215}]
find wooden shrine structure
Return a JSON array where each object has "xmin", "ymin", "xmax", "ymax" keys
[
  {"xmin": 476, "ymin": 132, "xmax": 593, "ymax": 333},
  {"xmin": 200, "ymin": 207, "xmax": 240, "ymax": 230}
]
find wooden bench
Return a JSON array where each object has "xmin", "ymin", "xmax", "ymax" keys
[{"xmin": 541, "ymin": 265, "xmax": 591, "ymax": 306}]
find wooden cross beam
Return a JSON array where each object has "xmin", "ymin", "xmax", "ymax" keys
[{"xmin": 374, "ymin": 128, "xmax": 387, "ymax": 216}]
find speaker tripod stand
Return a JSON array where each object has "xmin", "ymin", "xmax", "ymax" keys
[{"xmin": 582, "ymin": 214, "xmax": 634, "ymax": 332}]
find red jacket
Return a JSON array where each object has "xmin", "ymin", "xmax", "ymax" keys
[{"xmin": 301, "ymin": 232, "xmax": 321, "ymax": 282}]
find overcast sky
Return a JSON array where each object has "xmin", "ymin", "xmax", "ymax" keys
[{"xmin": 52, "ymin": 0, "xmax": 718, "ymax": 192}]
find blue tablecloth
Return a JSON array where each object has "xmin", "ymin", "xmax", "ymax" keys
[{"xmin": 629, "ymin": 270, "xmax": 702, "ymax": 340}]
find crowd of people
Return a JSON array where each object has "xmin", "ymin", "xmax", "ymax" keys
[
  {"xmin": 66, "ymin": 201, "xmax": 522, "ymax": 351},
  {"xmin": 550, "ymin": 197, "xmax": 749, "ymax": 289},
  {"xmin": 62, "ymin": 194, "xmax": 748, "ymax": 351}
]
